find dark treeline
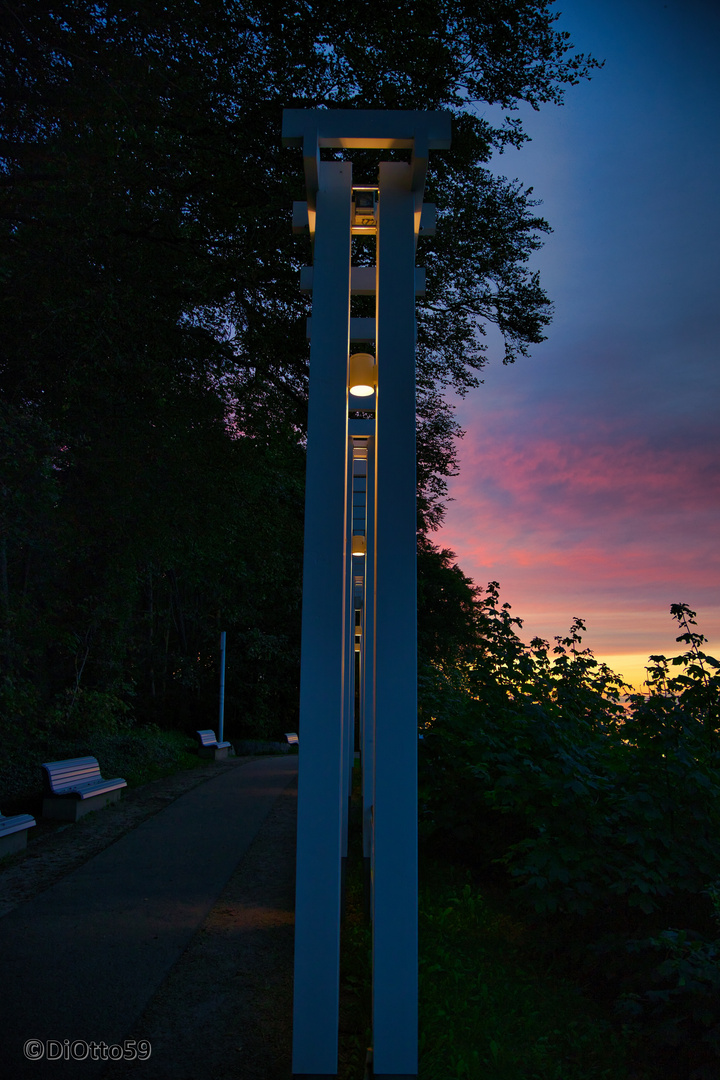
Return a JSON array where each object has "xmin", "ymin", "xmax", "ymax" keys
[{"xmin": 0, "ymin": 0, "xmax": 596, "ymax": 740}]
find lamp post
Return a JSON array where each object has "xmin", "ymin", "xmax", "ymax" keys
[
  {"xmin": 218, "ymin": 630, "xmax": 226, "ymax": 744},
  {"xmin": 283, "ymin": 108, "xmax": 451, "ymax": 1079}
]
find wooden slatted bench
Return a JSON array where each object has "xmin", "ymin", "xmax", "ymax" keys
[
  {"xmin": 0, "ymin": 811, "xmax": 36, "ymax": 857},
  {"xmin": 195, "ymin": 729, "xmax": 233, "ymax": 761},
  {"xmin": 41, "ymin": 756, "xmax": 127, "ymax": 822}
]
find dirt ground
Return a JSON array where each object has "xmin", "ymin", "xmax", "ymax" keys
[{"xmin": 0, "ymin": 758, "xmax": 297, "ymax": 1079}]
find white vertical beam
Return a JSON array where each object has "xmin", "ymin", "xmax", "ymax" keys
[
  {"xmin": 292, "ymin": 159, "xmax": 352, "ymax": 1078},
  {"xmin": 362, "ymin": 435, "xmax": 376, "ymax": 867},
  {"xmin": 372, "ymin": 161, "xmax": 419, "ymax": 1077},
  {"xmin": 342, "ymin": 439, "xmax": 354, "ymax": 862}
]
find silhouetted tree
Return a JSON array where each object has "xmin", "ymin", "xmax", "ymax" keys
[{"xmin": 0, "ymin": 0, "xmax": 598, "ymax": 737}]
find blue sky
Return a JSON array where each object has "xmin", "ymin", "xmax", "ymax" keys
[{"xmin": 439, "ymin": 0, "xmax": 720, "ymax": 687}]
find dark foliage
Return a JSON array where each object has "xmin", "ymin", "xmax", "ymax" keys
[
  {"xmin": 0, "ymin": 1, "xmax": 596, "ymax": 743},
  {"xmin": 418, "ymin": 566, "xmax": 720, "ymax": 1078}
]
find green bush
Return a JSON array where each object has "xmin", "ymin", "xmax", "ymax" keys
[
  {"xmin": 0, "ymin": 725, "xmax": 199, "ymax": 804},
  {"xmin": 418, "ymin": 864, "xmax": 630, "ymax": 1079},
  {"xmin": 617, "ymin": 881, "xmax": 720, "ymax": 1078},
  {"xmin": 419, "ymin": 586, "xmax": 720, "ymax": 1076}
]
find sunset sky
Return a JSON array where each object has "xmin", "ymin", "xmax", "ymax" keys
[{"xmin": 438, "ymin": 0, "xmax": 720, "ymax": 689}]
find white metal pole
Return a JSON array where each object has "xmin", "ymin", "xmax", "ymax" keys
[
  {"xmin": 362, "ymin": 435, "xmax": 376, "ymax": 877},
  {"xmin": 342, "ymin": 437, "xmax": 354, "ymax": 865},
  {"xmin": 291, "ymin": 159, "xmax": 353, "ymax": 1077},
  {"xmin": 218, "ymin": 631, "xmax": 226, "ymax": 743},
  {"xmin": 372, "ymin": 160, "xmax": 419, "ymax": 1077}
]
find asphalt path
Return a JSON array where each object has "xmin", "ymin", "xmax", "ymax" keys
[{"xmin": 0, "ymin": 754, "xmax": 298, "ymax": 1080}]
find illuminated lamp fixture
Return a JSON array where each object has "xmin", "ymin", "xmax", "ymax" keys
[
  {"xmin": 348, "ymin": 352, "xmax": 376, "ymax": 397},
  {"xmin": 352, "ymin": 187, "xmax": 378, "ymax": 231},
  {"xmin": 351, "ymin": 535, "xmax": 367, "ymax": 557}
]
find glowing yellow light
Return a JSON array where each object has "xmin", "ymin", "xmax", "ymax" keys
[{"xmin": 348, "ymin": 352, "xmax": 376, "ymax": 397}]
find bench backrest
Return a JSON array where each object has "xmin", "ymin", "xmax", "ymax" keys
[
  {"xmin": 196, "ymin": 730, "xmax": 219, "ymax": 748},
  {"xmin": 42, "ymin": 756, "xmax": 103, "ymax": 793},
  {"xmin": 0, "ymin": 811, "xmax": 35, "ymax": 830}
]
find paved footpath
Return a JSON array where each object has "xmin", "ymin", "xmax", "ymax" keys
[{"xmin": 0, "ymin": 755, "xmax": 298, "ymax": 1080}]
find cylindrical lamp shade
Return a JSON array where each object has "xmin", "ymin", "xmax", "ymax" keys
[
  {"xmin": 351, "ymin": 535, "xmax": 367, "ymax": 556},
  {"xmin": 348, "ymin": 352, "xmax": 377, "ymax": 397}
]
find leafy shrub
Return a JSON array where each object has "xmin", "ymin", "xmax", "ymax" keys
[
  {"xmin": 419, "ymin": 580, "xmax": 720, "ymax": 1076},
  {"xmin": 618, "ymin": 882, "xmax": 720, "ymax": 1079},
  {"xmin": 47, "ymin": 685, "xmax": 135, "ymax": 738},
  {"xmin": 0, "ymin": 725, "xmax": 198, "ymax": 803},
  {"xmin": 421, "ymin": 593, "xmax": 720, "ymax": 915}
]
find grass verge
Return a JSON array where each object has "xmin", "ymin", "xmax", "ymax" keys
[
  {"xmin": 337, "ymin": 769, "xmax": 633, "ymax": 1079},
  {"xmin": 417, "ymin": 858, "xmax": 632, "ymax": 1079}
]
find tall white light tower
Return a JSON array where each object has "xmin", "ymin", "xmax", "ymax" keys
[{"xmin": 282, "ymin": 109, "xmax": 451, "ymax": 1079}]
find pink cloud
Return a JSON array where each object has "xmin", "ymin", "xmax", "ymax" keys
[
  {"xmin": 455, "ymin": 425, "xmax": 718, "ymax": 521},
  {"xmin": 439, "ymin": 418, "xmax": 720, "ymax": 659}
]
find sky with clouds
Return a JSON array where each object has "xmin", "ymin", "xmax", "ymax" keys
[{"xmin": 438, "ymin": 0, "xmax": 720, "ymax": 688}]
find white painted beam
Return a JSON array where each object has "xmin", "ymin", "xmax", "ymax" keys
[
  {"xmin": 301, "ymin": 265, "xmax": 426, "ymax": 297},
  {"xmin": 372, "ymin": 160, "xmax": 419, "ymax": 1078},
  {"xmin": 282, "ymin": 109, "xmax": 452, "ymax": 151},
  {"xmin": 291, "ymin": 159, "xmax": 352, "ymax": 1078}
]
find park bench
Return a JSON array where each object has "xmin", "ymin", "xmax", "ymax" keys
[
  {"xmin": 195, "ymin": 729, "xmax": 233, "ymax": 761},
  {"xmin": 285, "ymin": 732, "xmax": 299, "ymax": 747},
  {"xmin": 0, "ymin": 811, "xmax": 36, "ymax": 857},
  {"xmin": 41, "ymin": 757, "xmax": 127, "ymax": 822}
]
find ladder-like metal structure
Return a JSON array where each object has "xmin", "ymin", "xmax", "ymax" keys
[{"xmin": 282, "ymin": 109, "xmax": 451, "ymax": 1079}]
